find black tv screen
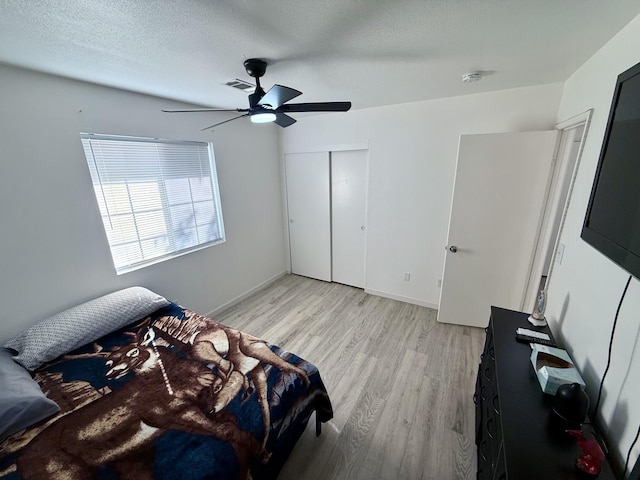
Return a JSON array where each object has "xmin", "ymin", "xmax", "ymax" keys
[{"xmin": 581, "ymin": 61, "xmax": 640, "ymax": 279}]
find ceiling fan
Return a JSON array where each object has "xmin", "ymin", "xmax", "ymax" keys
[{"xmin": 162, "ymin": 58, "xmax": 352, "ymax": 130}]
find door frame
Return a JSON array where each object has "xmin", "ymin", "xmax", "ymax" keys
[
  {"xmin": 281, "ymin": 143, "xmax": 370, "ymax": 285},
  {"xmin": 522, "ymin": 110, "xmax": 593, "ymax": 310}
]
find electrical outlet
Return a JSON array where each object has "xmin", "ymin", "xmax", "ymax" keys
[
  {"xmin": 437, "ymin": 278, "xmax": 442, "ymax": 288},
  {"xmin": 404, "ymin": 272, "xmax": 411, "ymax": 281}
]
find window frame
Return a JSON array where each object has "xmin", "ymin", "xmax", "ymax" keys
[{"xmin": 80, "ymin": 133, "xmax": 226, "ymax": 274}]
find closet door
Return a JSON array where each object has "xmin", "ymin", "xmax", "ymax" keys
[
  {"xmin": 331, "ymin": 150, "xmax": 367, "ymax": 288},
  {"xmin": 285, "ymin": 152, "xmax": 331, "ymax": 281}
]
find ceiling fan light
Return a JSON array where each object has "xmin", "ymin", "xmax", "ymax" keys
[{"xmin": 250, "ymin": 112, "xmax": 276, "ymax": 123}]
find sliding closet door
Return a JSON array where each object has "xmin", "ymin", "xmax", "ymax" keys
[
  {"xmin": 285, "ymin": 152, "xmax": 331, "ymax": 281},
  {"xmin": 332, "ymin": 150, "xmax": 367, "ymax": 288}
]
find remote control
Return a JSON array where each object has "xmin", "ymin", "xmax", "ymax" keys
[
  {"xmin": 516, "ymin": 328, "xmax": 550, "ymax": 340},
  {"xmin": 516, "ymin": 332, "xmax": 558, "ymax": 347}
]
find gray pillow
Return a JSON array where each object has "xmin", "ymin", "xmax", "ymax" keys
[
  {"xmin": 0, "ymin": 348, "xmax": 60, "ymax": 440},
  {"xmin": 4, "ymin": 286, "xmax": 170, "ymax": 370}
]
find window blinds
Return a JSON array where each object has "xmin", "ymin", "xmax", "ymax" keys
[{"xmin": 80, "ymin": 134, "xmax": 225, "ymax": 274}]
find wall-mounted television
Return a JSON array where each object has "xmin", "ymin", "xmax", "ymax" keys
[{"xmin": 581, "ymin": 61, "xmax": 640, "ymax": 279}]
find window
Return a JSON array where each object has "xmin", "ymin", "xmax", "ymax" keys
[{"xmin": 80, "ymin": 133, "xmax": 225, "ymax": 274}]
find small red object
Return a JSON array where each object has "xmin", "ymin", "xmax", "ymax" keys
[{"xmin": 566, "ymin": 429, "xmax": 605, "ymax": 476}]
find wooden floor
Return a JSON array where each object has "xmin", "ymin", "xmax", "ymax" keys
[{"xmin": 216, "ymin": 274, "xmax": 485, "ymax": 480}]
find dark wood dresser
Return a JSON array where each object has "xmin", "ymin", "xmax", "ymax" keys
[{"xmin": 475, "ymin": 306, "xmax": 616, "ymax": 480}]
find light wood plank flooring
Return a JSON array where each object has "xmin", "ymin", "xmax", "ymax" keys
[{"xmin": 216, "ymin": 274, "xmax": 485, "ymax": 480}]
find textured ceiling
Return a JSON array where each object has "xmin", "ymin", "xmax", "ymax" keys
[{"xmin": 1, "ymin": 1, "xmax": 640, "ymax": 111}]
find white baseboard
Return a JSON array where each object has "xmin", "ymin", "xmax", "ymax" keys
[
  {"xmin": 206, "ymin": 271, "xmax": 287, "ymax": 318},
  {"xmin": 364, "ymin": 288, "xmax": 439, "ymax": 310}
]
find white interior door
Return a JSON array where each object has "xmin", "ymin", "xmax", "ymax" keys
[
  {"xmin": 331, "ymin": 150, "xmax": 367, "ymax": 288},
  {"xmin": 437, "ymin": 131, "xmax": 559, "ymax": 327},
  {"xmin": 285, "ymin": 152, "xmax": 331, "ymax": 281}
]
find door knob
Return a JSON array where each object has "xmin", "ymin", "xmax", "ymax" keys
[
  {"xmin": 447, "ymin": 245, "xmax": 458, "ymax": 253},
  {"xmin": 289, "ymin": 219, "xmax": 294, "ymax": 223},
  {"xmin": 361, "ymin": 226, "xmax": 365, "ymax": 231}
]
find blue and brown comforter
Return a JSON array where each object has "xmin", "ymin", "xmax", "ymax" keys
[{"xmin": 0, "ymin": 303, "xmax": 332, "ymax": 479}]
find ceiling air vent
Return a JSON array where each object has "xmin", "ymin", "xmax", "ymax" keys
[{"xmin": 223, "ymin": 78, "xmax": 255, "ymax": 93}]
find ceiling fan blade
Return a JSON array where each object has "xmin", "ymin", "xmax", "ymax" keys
[
  {"xmin": 200, "ymin": 113, "xmax": 249, "ymax": 131},
  {"xmin": 162, "ymin": 108, "xmax": 248, "ymax": 113},
  {"xmin": 257, "ymin": 84, "xmax": 302, "ymax": 109},
  {"xmin": 279, "ymin": 101, "xmax": 352, "ymax": 113},
  {"xmin": 273, "ymin": 112, "xmax": 297, "ymax": 128}
]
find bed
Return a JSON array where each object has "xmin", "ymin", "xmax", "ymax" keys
[{"xmin": 0, "ymin": 287, "xmax": 332, "ymax": 479}]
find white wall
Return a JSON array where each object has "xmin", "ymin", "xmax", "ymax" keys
[
  {"xmin": 281, "ymin": 84, "xmax": 563, "ymax": 308},
  {"xmin": 547, "ymin": 12, "xmax": 640, "ymax": 469},
  {"xmin": 0, "ymin": 64, "xmax": 286, "ymax": 343}
]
